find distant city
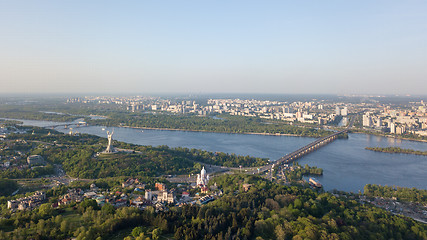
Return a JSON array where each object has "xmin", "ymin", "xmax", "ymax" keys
[{"xmin": 67, "ymin": 95, "xmax": 427, "ymax": 137}]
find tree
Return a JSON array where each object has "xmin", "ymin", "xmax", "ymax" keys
[
  {"xmin": 275, "ymin": 225, "xmax": 286, "ymax": 240},
  {"xmin": 101, "ymin": 203, "xmax": 115, "ymax": 215},
  {"xmin": 152, "ymin": 228, "xmax": 162, "ymax": 240},
  {"xmin": 79, "ymin": 199, "xmax": 99, "ymax": 211},
  {"xmin": 38, "ymin": 203, "xmax": 53, "ymax": 217},
  {"xmin": 132, "ymin": 226, "xmax": 144, "ymax": 238},
  {"xmin": 60, "ymin": 220, "xmax": 70, "ymax": 234},
  {"xmin": 293, "ymin": 199, "xmax": 303, "ymax": 209}
]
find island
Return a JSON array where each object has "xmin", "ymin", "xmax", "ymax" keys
[{"xmin": 365, "ymin": 147, "xmax": 427, "ymax": 156}]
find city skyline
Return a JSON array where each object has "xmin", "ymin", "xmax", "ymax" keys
[{"xmin": 0, "ymin": 1, "xmax": 426, "ymax": 95}]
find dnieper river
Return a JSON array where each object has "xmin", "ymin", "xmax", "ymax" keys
[{"xmin": 11, "ymin": 119, "xmax": 427, "ymax": 192}]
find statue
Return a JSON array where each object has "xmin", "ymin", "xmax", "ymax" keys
[{"xmin": 105, "ymin": 131, "xmax": 115, "ymax": 153}]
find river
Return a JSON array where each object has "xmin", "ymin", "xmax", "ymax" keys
[{"xmin": 7, "ymin": 118, "xmax": 427, "ymax": 192}]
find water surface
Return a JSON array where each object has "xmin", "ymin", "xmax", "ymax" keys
[{"xmin": 9, "ymin": 118, "xmax": 427, "ymax": 192}]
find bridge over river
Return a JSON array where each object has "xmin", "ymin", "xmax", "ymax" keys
[{"xmin": 248, "ymin": 115, "xmax": 356, "ymax": 175}]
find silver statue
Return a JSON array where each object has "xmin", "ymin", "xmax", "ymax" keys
[{"xmin": 105, "ymin": 131, "xmax": 115, "ymax": 153}]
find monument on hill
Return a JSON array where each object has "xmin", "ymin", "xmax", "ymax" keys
[{"xmin": 104, "ymin": 131, "xmax": 116, "ymax": 153}]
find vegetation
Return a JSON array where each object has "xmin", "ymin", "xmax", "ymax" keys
[
  {"xmin": 0, "ymin": 105, "xmax": 78, "ymax": 122},
  {"xmin": 282, "ymin": 163, "xmax": 323, "ymax": 182},
  {"xmin": 3, "ymin": 127, "xmax": 268, "ymax": 180},
  {"xmin": 87, "ymin": 112, "xmax": 334, "ymax": 137},
  {"xmin": 398, "ymin": 132, "xmax": 427, "ymax": 141},
  {"xmin": 364, "ymin": 184, "xmax": 427, "ymax": 204},
  {"xmin": 365, "ymin": 147, "xmax": 427, "ymax": 156},
  {"xmin": 0, "ymin": 179, "xmax": 19, "ymax": 196},
  {"xmin": 0, "ymin": 165, "xmax": 54, "ymax": 179},
  {"xmin": 1, "ymin": 175, "xmax": 427, "ymax": 239},
  {"xmin": 32, "ymin": 144, "xmax": 267, "ymax": 179},
  {"xmin": 0, "ymin": 101, "xmax": 341, "ymax": 138},
  {"xmin": 0, "ymin": 119, "xmax": 23, "ymax": 126}
]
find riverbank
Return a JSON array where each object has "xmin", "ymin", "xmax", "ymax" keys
[
  {"xmin": 4, "ymin": 115, "xmax": 426, "ymax": 142},
  {"xmin": 120, "ymin": 125, "xmax": 324, "ymax": 138},
  {"xmin": 350, "ymin": 129, "xmax": 427, "ymax": 143}
]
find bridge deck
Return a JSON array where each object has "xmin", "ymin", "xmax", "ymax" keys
[{"xmin": 253, "ymin": 116, "xmax": 355, "ymax": 174}]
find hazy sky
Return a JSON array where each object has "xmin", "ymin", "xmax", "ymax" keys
[{"xmin": 0, "ymin": 1, "xmax": 426, "ymax": 95}]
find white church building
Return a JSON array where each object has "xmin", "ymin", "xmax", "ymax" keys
[{"xmin": 196, "ymin": 166, "xmax": 209, "ymax": 187}]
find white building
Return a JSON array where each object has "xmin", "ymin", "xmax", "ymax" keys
[
  {"xmin": 396, "ymin": 125, "xmax": 406, "ymax": 135},
  {"xmin": 335, "ymin": 106, "xmax": 341, "ymax": 116},
  {"xmin": 375, "ymin": 118, "xmax": 382, "ymax": 128},
  {"xmin": 390, "ymin": 122, "xmax": 396, "ymax": 134},
  {"xmin": 341, "ymin": 107, "xmax": 348, "ymax": 116},
  {"xmin": 158, "ymin": 191, "xmax": 175, "ymax": 204},
  {"xmin": 145, "ymin": 190, "xmax": 152, "ymax": 201},
  {"xmin": 196, "ymin": 167, "xmax": 209, "ymax": 186},
  {"xmin": 363, "ymin": 114, "xmax": 373, "ymax": 127}
]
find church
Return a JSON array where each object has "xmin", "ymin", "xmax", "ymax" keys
[{"xmin": 196, "ymin": 166, "xmax": 209, "ymax": 187}]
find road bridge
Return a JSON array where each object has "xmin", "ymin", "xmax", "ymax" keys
[
  {"xmin": 45, "ymin": 122, "xmax": 87, "ymax": 129},
  {"xmin": 251, "ymin": 115, "xmax": 355, "ymax": 174}
]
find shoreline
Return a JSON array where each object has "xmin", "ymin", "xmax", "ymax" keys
[
  {"xmin": 350, "ymin": 129, "xmax": 427, "ymax": 143},
  {"xmin": 120, "ymin": 125, "xmax": 322, "ymax": 138},
  {"xmin": 365, "ymin": 147, "xmax": 427, "ymax": 156},
  {"xmin": 96, "ymin": 125, "xmax": 427, "ymax": 143},
  {"xmin": 4, "ymin": 116, "xmax": 427, "ymax": 143}
]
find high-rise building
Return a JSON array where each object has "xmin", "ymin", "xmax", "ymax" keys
[
  {"xmin": 376, "ymin": 118, "xmax": 382, "ymax": 127},
  {"xmin": 283, "ymin": 107, "xmax": 292, "ymax": 113},
  {"xmin": 396, "ymin": 125, "xmax": 406, "ymax": 135},
  {"xmin": 363, "ymin": 114, "xmax": 373, "ymax": 127},
  {"xmin": 335, "ymin": 106, "xmax": 341, "ymax": 116},
  {"xmin": 341, "ymin": 107, "xmax": 348, "ymax": 116},
  {"xmin": 390, "ymin": 122, "xmax": 396, "ymax": 134}
]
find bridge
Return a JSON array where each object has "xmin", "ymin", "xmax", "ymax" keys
[
  {"xmin": 45, "ymin": 122, "xmax": 88, "ymax": 129},
  {"xmin": 251, "ymin": 115, "xmax": 355, "ymax": 174}
]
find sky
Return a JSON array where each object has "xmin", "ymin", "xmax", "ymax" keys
[{"xmin": 0, "ymin": 1, "xmax": 426, "ymax": 95}]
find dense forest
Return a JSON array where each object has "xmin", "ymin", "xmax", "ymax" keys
[
  {"xmin": 364, "ymin": 184, "xmax": 427, "ymax": 204},
  {"xmin": 1, "ymin": 174, "xmax": 426, "ymax": 240},
  {"xmin": 365, "ymin": 147, "xmax": 427, "ymax": 156},
  {"xmin": 87, "ymin": 112, "xmax": 338, "ymax": 138}
]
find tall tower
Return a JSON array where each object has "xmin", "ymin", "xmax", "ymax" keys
[{"xmin": 105, "ymin": 131, "xmax": 115, "ymax": 153}]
